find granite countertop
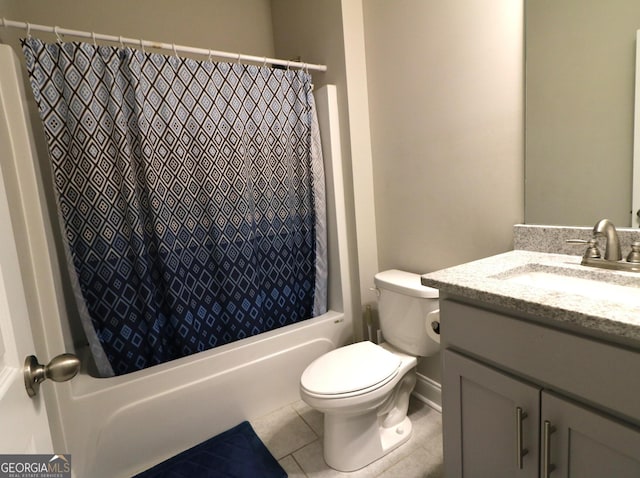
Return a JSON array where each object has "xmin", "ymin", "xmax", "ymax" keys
[{"xmin": 421, "ymin": 250, "xmax": 640, "ymax": 347}]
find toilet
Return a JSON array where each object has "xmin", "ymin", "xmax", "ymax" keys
[{"xmin": 299, "ymin": 269, "xmax": 439, "ymax": 472}]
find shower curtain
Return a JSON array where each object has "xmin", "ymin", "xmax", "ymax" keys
[{"xmin": 22, "ymin": 37, "xmax": 327, "ymax": 377}]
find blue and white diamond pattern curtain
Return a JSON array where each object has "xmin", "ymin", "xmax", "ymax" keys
[{"xmin": 22, "ymin": 37, "xmax": 327, "ymax": 376}]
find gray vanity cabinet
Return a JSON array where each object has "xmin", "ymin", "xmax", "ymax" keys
[
  {"xmin": 541, "ymin": 390, "xmax": 640, "ymax": 478},
  {"xmin": 443, "ymin": 349, "xmax": 540, "ymax": 477},
  {"xmin": 440, "ymin": 299, "xmax": 640, "ymax": 478}
]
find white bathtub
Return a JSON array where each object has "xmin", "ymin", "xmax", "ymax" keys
[
  {"xmin": 64, "ymin": 310, "xmax": 350, "ymax": 477},
  {"xmin": 0, "ymin": 44, "xmax": 352, "ymax": 477}
]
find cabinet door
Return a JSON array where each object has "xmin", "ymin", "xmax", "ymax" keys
[
  {"xmin": 541, "ymin": 391, "xmax": 640, "ymax": 478},
  {"xmin": 443, "ymin": 350, "xmax": 540, "ymax": 478}
]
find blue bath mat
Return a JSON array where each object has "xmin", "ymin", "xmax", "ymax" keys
[{"xmin": 133, "ymin": 421, "xmax": 287, "ymax": 478}]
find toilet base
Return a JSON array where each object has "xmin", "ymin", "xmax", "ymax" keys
[
  {"xmin": 323, "ymin": 411, "xmax": 413, "ymax": 472},
  {"xmin": 317, "ymin": 365, "xmax": 418, "ymax": 472}
]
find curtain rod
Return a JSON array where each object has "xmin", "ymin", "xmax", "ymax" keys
[{"xmin": 0, "ymin": 18, "xmax": 327, "ymax": 72}]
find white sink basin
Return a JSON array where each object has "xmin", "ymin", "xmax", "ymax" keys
[{"xmin": 495, "ymin": 264, "xmax": 640, "ymax": 307}]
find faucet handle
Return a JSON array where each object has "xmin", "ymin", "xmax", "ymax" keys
[
  {"xmin": 626, "ymin": 241, "xmax": 640, "ymax": 264},
  {"xmin": 566, "ymin": 238, "xmax": 601, "ymax": 259}
]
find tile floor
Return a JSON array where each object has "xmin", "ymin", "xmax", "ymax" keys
[{"xmin": 251, "ymin": 397, "xmax": 444, "ymax": 477}]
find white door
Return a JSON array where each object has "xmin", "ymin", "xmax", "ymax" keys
[{"xmin": 0, "ymin": 160, "xmax": 53, "ymax": 453}]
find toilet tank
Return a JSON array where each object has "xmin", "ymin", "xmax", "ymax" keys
[{"xmin": 374, "ymin": 269, "xmax": 439, "ymax": 357}]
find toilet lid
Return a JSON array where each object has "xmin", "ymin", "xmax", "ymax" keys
[{"xmin": 300, "ymin": 341, "xmax": 401, "ymax": 395}]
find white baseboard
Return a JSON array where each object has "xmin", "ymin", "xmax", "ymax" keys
[{"xmin": 412, "ymin": 372, "xmax": 441, "ymax": 413}]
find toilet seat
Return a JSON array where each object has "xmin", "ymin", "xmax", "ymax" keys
[{"xmin": 300, "ymin": 341, "xmax": 401, "ymax": 398}]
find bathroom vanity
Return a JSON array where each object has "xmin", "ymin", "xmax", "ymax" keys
[{"xmin": 422, "ymin": 250, "xmax": 640, "ymax": 478}]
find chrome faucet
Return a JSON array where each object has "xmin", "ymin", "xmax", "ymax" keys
[
  {"xmin": 592, "ymin": 219, "xmax": 622, "ymax": 261},
  {"xmin": 567, "ymin": 219, "xmax": 640, "ymax": 273}
]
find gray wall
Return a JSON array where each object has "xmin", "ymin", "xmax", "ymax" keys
[
  {"xmin": 0, "ymin": 0, "xmax": 275, "ymax": 56},
  {"xmin": 363, "ymin": 0, "xmax": 524, "ymax": 382},
  {"xmin": 526, "ymin": 0, "xmax": 640, "ymax": 226},
  {"xmin": 364, "ymin": 0, "xmax": 524, "ymax": 274}
]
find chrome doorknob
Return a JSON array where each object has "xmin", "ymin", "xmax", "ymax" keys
[{"xmin": 24, "ymin": 353, "xmax": 80, "ymax": 398}]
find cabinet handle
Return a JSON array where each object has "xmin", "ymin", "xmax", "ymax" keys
[
  {"xmin": 516, "ymin": 406, "xmax": 528, "ymax": 469},
  {"xmin": 542, "ymin": 420, "xmax": 556, "ymax": 477}
]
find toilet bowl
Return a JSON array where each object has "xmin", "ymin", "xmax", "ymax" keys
[{"xmin": 299, "ymin": 270, "xmax": 439, "ymax": 472}]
